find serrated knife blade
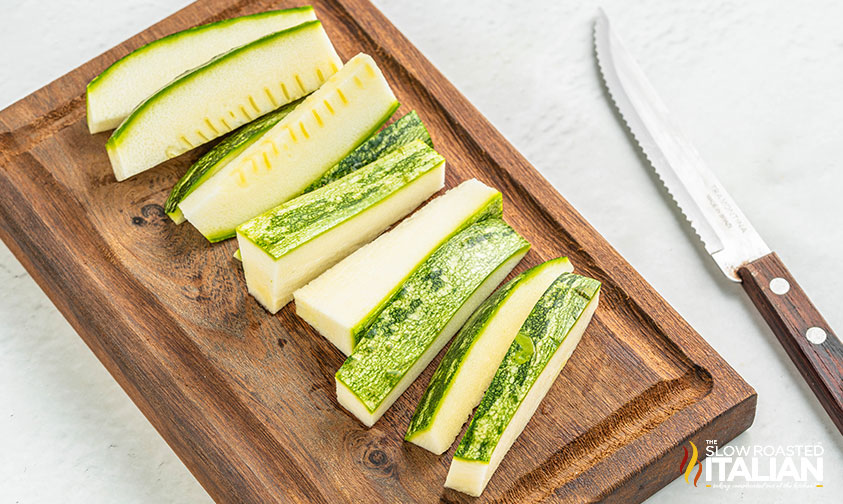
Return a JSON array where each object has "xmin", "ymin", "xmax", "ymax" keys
[
  {"xmin": 594, "ymin": 9, "xmax": 769, "ymax": 281},
  {"xmin": 593, "ymin": 9, "xmax": 843, "ymax": 434}
]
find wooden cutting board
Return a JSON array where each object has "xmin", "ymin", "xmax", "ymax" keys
[{"xmin": 0, "ymin": 0, "xmax": 756, "ymax": 502}]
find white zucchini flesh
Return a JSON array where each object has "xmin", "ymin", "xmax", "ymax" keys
[
  {"xmin": 106, "ymin": 20, "xmax": 341, "ymax": 181},
  {"xmin": 405, "ymin": 258, "xmax": 574, "ymax": 455},
  {"xmin": 237, "ymin": 154, "xmax": 445, "ymax": 313},
  {"xmin": 294, "ymin": 179, "xmax": 501, "ymax": 356},
  {"xmin": 335, "ymin": 250, "xmax": 529, "ymax": 428},
  {"xmin": 180, "ymin": 53, "xmax": 399, "ymax": 241},
  {"xmin": 444, "ymin": 293, "xmax": 600, "ymax": 496},
  {"xmin": 86, "ymin": 7, "xmax": 317, "ymax": 133}
]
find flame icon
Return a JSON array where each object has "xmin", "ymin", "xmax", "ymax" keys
[{"xmin": 679, "ymin": 441, "xmax": 703, "ymax": 487}]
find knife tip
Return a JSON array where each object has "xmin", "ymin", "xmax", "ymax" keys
[{"xmin": 596, "ymin": 7, "xmax": 610, "ymax": 28}]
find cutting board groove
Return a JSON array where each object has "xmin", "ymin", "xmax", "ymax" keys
[{"xmin": 0, "ymin": 1, "xmax": 755, "ymax": 502}]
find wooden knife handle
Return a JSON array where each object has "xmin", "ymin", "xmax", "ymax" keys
[{"xmin": 738, "ymin": 252, "xmax": 843, "ymax": 435}]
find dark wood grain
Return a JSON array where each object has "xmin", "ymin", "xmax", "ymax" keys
[
  {"xmin": 0, "ymin": 1, "xmax": 756, "ymax": 502},
  {"xmin": 738, "ymin": 252, "xmax": 843, "ymax": 434}
]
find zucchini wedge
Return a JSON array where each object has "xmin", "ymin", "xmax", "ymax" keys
[
  {"xmin": 87, "ymin": 6, "xmax": 317, "ymax": 133},
  {"xmin": 236, "ymin": 140, "xmax": 445, "ymax": 314},
  {"xmin": 295, "ymin": 179, "xmax": 502, "ymax": 355},
  {"xmin": 445, "ymin": 273, "xmax": 601, "ymax": 497},
  {"xmin": 180, "ymin": 53, "xmax": 400, "ymax": 241},
  {"xmin": 229, "ymin": 109, "xmax": 430, "ymax": 254},
  {"xmin": 164, "ymin": 96, "xmax": 305, "ymax": 224},
  {"xmin": 106, "ymin": 20, "xmax": 341, "ymax": 181},
  {"xmin": 335, "ymin": 219, "xmax": 530, "ymax": 428},
  {"xmin": 303, "ymin": 109, "xmax": 432, "ymax": 193},
  {"xmin": 405, "ymin": 257, "xmax": 574, "ymax": 454}
]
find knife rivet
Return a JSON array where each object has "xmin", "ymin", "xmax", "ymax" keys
[
  {"xmin": 806, "ymin": 327, "xmax": 827, "ymax": 345},
  {"xmin": 769, "ymin": 277, "xmax": 790, "ymax": 295}
]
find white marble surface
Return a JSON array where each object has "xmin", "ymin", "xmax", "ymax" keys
[{"xmin": 1, "ymin": 1, "xmax": 840, "ymax": 502}]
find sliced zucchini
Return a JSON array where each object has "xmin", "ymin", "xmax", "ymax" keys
[
  {"xmin": 295, "ymin": 179, "xmax": 502, "ymax": 356},
  {"xmin": 405, "ymin": 257, "xmax": 574, "ymax": 454},
  {"xmin": 106, "ymin": 20, "xmax": 341, "ymax": 181},
  {"xmin": 165, "ymin": 96, "xmax": 305, "ymax": 224},
  {"xmin": 303, "ymin": 110, "xmax": 432, "ymax": 193},
  {"xmin": 335, "ymin": 219, "xmax": 530, "ymax": 428},
  {"xmin": 87, "ymin": 6, "xmax": 317, "ymax": 133},
  {"xmin": 236, "ymin": 140, "xmax": 445, "ymax": 314},
  {"xmin": 180, "ymin": 53, "xmax": 399, "ymax": 241},
  {"xmin": 229, "ymin": 108, "xmax": 429, "ymax": 253},
  {"xmin": 445, "ymin": 273, "xmax": 601, "ymax": 497}
]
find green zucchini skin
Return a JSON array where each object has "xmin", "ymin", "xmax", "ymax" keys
[
  {"xmin": 335, "ymin": 218, "xmax": 530, "ymax": 414},
  {"xmin": 164, "ymin": 97, "xmax": 305, "ymax": 217},
  {"xmin": 236, "ymin": 140, "xmax": 444, "ymax": 259},
  {"xmin": 454, "ymin": 273, "xmax": 601, "ymax": 463},
  {"xmin": 302, "ymin": 110, "xmax": 432, "ymax": 193},
  {"xmin": 405, "ymin": 257, "xmax": 569, "ymax": 441},
  {"xmin": 348, "ymin": 190, "xmax": 503, "ymax": 348}
]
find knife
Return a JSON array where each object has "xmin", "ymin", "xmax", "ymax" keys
[{"xmin": 594, "ymin": 10, "xmax": 843, "ymax": 434}]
